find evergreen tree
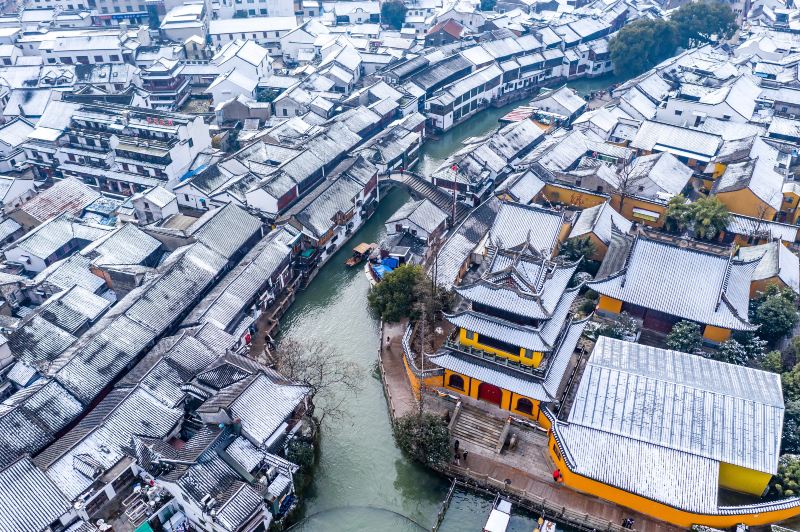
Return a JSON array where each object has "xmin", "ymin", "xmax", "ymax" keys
[
  {"xmin": 381, "ymin": 1, "xmax": 406, "ymax": 29},
  {"xmin": 666, "ymin": 320, "xmax": 702, "ymax": 352}
]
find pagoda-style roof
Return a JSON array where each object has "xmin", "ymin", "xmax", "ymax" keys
[
  {"xmin": 447, "ymin": 283, "xmax": 580, "ymax": 353},
  {"xmin": 431, "ymin": 317, "xmax": 588, "ymax": 401},
  {"xmin": 455, "ymin": 246, "xmax": 580, "ymax": 320}
]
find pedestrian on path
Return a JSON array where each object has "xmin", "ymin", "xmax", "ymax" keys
[
  {"xmin": 552, "ymin": 469, "xmax": 562, "ymax": 483},
  {"xmin": 462, "ymin": 450, "xmax": 468, "ymax": 464},
  {"xmin": 454, "ymin": 440, "xmax": 460, "ymax": 453}
]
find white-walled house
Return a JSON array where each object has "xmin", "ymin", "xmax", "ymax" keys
[
  {"xmin": 209, "ymin": 17, "xmax": 299, "ymax": 56},
  {"xmin": 206, "ymin": 69, "xmax": 258, "ymax": 104},
  {"xmin": 0, "ymin": 117, "xmax": 33, "ymax": 173},
  {"xmin": 211, "ymin": 39, "xmax": 273, "ymax": 80}
]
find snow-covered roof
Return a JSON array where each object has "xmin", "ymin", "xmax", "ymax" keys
[
  {"xmin": 569, "ymin": 201, "xmax": 632, "ymax": 246},
  {"xmin": 589, "ymin": 234, "xmax": 758, "ymax": 331},
  {"xmin": 737, "ymin": 241, "xmax": 800, "ymax": 294},
  {"xmin": 556, "ymin": 335, "xmax": 784, "ymax": 512}
]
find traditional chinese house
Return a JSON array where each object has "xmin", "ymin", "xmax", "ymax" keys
[{"xmin": 430, "ymin": 243, "xmax": 587, "ymax": 423}]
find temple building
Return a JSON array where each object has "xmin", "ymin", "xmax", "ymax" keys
[
  {"xmin": 430, "ymin": 243, "xmax": 587, "ymax": 424},
  {"xmin": 548, "ymin": 336, "xmax": 788, "ymax": 527},
  {"xmin": 588, "ymin": 230, "xmax": 759, "ymax": 343}
]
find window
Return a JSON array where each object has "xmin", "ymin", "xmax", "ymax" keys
[
  {"xmin": 464, "ymin": 330, "xmax": 475, "ymax": 340},
  {"xmin": 722, "ymin": 114, "xmax": 731, "ymax": 120},
  {"xmin": 674, "ymin": 110, "xmax": 682, "ymax": 115},
  {"xmin": 110, "ymin": 54, "xmax": 120, "ymax": 62},
  {"xmin": 188, "ymin": 138, "xmax": 193, "ymax": 148},
  {"xmin": 516, "ymin": 398, "xmax": 534, "ymax": 415},
  {"xmin": 94, "ymin": 55, "xmax": 103, "ymax": 62},
  {"xmin": 282, "ymin": 108, "xmax": 288, "ymax": 116},
  {"xmin": 596, "ymin": 186, "xmax": 603, "ymax": 192},
  {"xmin": 184, "ymin": 194, "xmax": 190, "ymax": 201},
  {"xmin": 448, "ymin": 374, "xmax": 465, "ymax": 391}
]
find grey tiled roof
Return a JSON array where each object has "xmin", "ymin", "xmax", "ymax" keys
[
  {"xmin": 567, "ymin": 336, "xmax": 784, "ymax": 475},
  {"xmin": 432, "ymin": 196, "xmax": 501, "ymax": 289},
  {"xmin": 0, "ymin": 457, "xmax": 72, "ymax": 532},
  {"xmin": 190, "ymin": 204, "xmax": 263, "ymax": 259},
  {"xmin": 589, "ymin": 235, "xmax": 758, "ymax": 331},
  {"xmin": 0, "ymin": 379, "xmax": 83, "ymax": 469}
]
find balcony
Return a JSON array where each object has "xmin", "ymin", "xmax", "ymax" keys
[{"xmin": 142, "ymin": 78, "xmax": 189, "ymax": 92}]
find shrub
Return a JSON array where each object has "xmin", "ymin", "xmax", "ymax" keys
[
  {"xmin": 393, "ymin": 412, "xmax": 450, "ymax": 465},
  {"xmin": 751, "ymin": 285, "xmax": 799, "ymax": 345},
  {"xmin": 666, "ymin": 321, "xmax": 702, "ymax": 352}
]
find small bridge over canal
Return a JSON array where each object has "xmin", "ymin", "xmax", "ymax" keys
[{"xmin": 381, "ymin": 171, "xmax": 471, "ymax": 225}]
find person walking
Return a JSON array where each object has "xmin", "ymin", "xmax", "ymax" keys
[
  {"xmin": 462, "ymin": 450, "xmax": 468, "ymax": 465},
  {"xmin": 552, "ymin": 469, "xmax": 562, "ymax": 482},
  {"xmin": 454, "ymin": 440, "xmax": 460, "ymax": 453}
]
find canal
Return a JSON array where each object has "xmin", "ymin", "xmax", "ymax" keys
[{"xmin": 282, "ymin": 75, "xmax": 618, "ymax": 531}]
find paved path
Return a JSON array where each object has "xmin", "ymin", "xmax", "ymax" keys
[
  {"xmin": 445, "ymin": 452, "xmax": 681, "ymax": 532},
  {"xmin": 379, "ymin": 320, "xmax": 418, "ymax": 419}
]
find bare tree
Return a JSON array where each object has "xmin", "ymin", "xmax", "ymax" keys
[
  {"xmin": 269, "ymin": 337, "xmax": 363, "ymax": 427},
  {"xmin": 613, "ymin": 158, "xmax": 648, "ymax": 214}
]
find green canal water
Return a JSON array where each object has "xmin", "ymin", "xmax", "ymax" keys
[{"xmin": 282, "ymin": 75, "xmax": 618, "ymax": 531}]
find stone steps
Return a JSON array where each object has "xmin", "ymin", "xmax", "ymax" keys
[{"xmin": 452, "ymin": 404, "xmax": 506, "ymax": 451}]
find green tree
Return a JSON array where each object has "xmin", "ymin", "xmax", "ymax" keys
[
  {"xmin": 671, "ymin": 0, "xmax": 736, "ymax": 48},
  {"xmin": 784, "ymin": 364, "xmax": 800, "ymax": 403},
  {"xmin": 666, "ymin": 320, "xmax": 702, "ymax": 352},
  {"xmin": 690, "ymin": 196, "xmax": 729, "ymax": 240},
  {"xmin": 480, "ymin": 0, "xmax": 496, "ymax": 10},
  {"xmin": 751, "ymin": 285, "xmax": 799, "ymax": 345},
  {"xmin": 770, "ymin": 455, "xmax": 800, "ymax": 498},
  {"xmin": 783, "ymin": 401, "xmax": 800, "ymax": 454},
  {"xmin": 381, "ymin": 0, "xmax": 406, "ymax": 29},
  {"xmin": 664, "ymin": 194, "xmax": 693, "ymax": 234},
  {"xmin": 287, "ymin": 438, "xmax": 315, "ymax": 469},
  {"xmin": 560, "ymin": 236, "xmax": 596, "ymax": 262},
  {"xmin": 608, "ymin": 18, "xmax": 678, "ymax": 79},
  {"xmin": 712, "ymin": 334, "xmax": 767, "ymax": 366},
  {"xmin": 393, "ymin": 412, "xmax": 450, "ymax": 465},
  {"xmin": 368, "ymin": 264, "xmax": 423, "ymax": 322},
  {"xmin": 763, "ymin": 350, "xmax": 784, "ymax": 373}
]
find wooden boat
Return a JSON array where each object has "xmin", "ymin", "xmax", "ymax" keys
[
  {"xmin": 345, "ymin": 243, "xmax": 376, "ymax": 267},
  {"xmin": 483, "ymin": 497, "xmax": 512, "ymax": 532}
]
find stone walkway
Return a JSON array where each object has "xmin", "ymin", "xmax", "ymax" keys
[{"xmin": 379, "ymin": 319, "xmax": 417, "ymax": 419}]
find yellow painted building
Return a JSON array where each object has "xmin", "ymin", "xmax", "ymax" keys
[
  {"xmin": 545, "ymin": 336, "xmax": 796, "ymax": 528},
  {"xmin": 589, "ymin": 231, "xmax": 759, "ymax": 343},
  {"xmin": 429, "ymin": 245, "xmax": 588, "ymax": 419},
  {"xmin": 782, "ymin": 182, "xmax": 800, "ymax": 225},
  {"xmin": 710, "ymin": 157, "xmax": 782, "ymax": 220}
]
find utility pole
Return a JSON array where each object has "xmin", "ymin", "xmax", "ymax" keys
[
  {"xmin": 418, "ymin": 307, "xmax": 426, "ymax": 415},
  {"xmin": 451, "ymin": 164, "xmax": 458, "ymax": 224}
]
